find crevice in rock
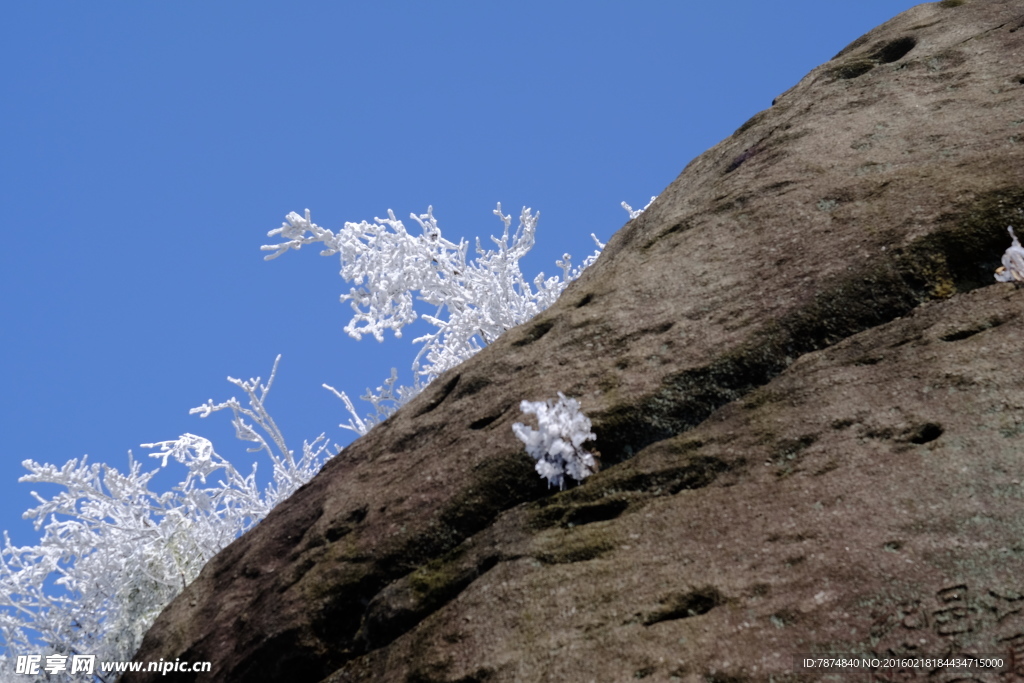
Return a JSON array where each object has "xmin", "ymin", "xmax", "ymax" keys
[
  {"xmin": 324, "ymin": 505, "xmax": 369, "ymax": 542},
  {"xmin": 830, "ymin": 35, "xmax": 916, "ymax": 80},
  {"xmin": 941, "ymin": 326, "xmax": 987, "ymax": 342},
  {"xmin": 642, "ymin": 587, "xmax": 725, "ymax": 626},
  {"xmin": 510, "ymin": 318, "xmax": 555, "ymax": 347},
  {"xmin": 905, "ymin": 422, "xmax": 943, "ymax": 444},
  {"xmin": 527, "ymin": 453, "xmax": 730, "ymax": 534},
  {"xmin": 872, "ymin": 36, "xmax": 917, "ymax": 64},
  {"xmin": 940, "ymin": 314, "xmax": 1013, "ymax": 341},
  {"xmin": 565, "ymin": 499, "xmax": 629, "ymax": 526},
  {"xmin": 451, "ymin": 375, "xmax": 491, "ymax": 399},
  {"xmin": 355, "ymin": 547, "xmax": 503, "ymax": 653},
  {"xmin": 468, "ymin": 411, "xmax": 503, "ymax": 430},
  {"xmin": 593, "ymin": 186, "xmax": 1023, "ymax": 465},
  {"xmin": 642, "ymin": 219, "xmax": 695, "ymax": 249},
  {"xmin": 413, "ymin": 374, "xmax": 461, "ymax": 417},
  {"xmin": 725, "ymin": 146, "xmax": 762, "ymax": 173}
]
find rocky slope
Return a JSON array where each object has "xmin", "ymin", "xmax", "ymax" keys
[{"xmin": 126, "ymin": 1, "xmax": 1024, "ymax": 681}]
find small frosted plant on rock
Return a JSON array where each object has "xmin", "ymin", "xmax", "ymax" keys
[
  {"xmin": 995, "ymin": 226, "xmax": 1024, "ymax": 283},
  {"xmin": 512, "ymin": 393, "xmax": 598, "ymax": 489}
]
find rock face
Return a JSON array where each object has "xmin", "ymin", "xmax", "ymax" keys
[{"xmin": 126, "ymin": 2, "xmax": 1024, "ymax": 681}]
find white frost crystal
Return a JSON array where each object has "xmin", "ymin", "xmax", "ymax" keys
[
  {"xmin": 512, "ymin": 393, "xmax": 597, "ymax": 489},
  {"xmin": 995, "ymin": 226, "xmax": 1024, "ymax": 282}
]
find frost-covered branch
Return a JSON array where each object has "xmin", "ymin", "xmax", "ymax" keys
[
  {"xmin": 265, "ymin": 204, "xmax": 605, "ymax": 435},
  {"xmin": 0, "ymin": 358, "xmax": 335, "ymax": 681},
  {"xmin": 621, "ymin": 195, "xmax": 656, "ymax": 220}
]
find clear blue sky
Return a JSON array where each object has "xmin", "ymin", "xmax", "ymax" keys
[{"xmin": 1, "ymin": 1, "xmax": 920, "ymax": 548}]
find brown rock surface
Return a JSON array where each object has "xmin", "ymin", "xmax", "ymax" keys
[{"xmin": 126, "ymin": 2, "xmax": 1024, "ymax": 681}]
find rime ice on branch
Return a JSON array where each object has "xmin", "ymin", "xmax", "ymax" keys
[
  {"xmin": 0, "ymin": 357, "xmax": 335, "ymax": 680},
  {"xmin": 264, "ymin": 204, "xmax": 605, "ymax": 434}
]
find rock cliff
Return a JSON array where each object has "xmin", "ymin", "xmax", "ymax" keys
[{"xmin": 126, "ymin": 1, "xmax": 1024, "ymax": 681}]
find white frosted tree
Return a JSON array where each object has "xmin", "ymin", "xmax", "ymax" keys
[
  {"xmin": 0, "ymin": 198, "xmax": 656, "ymax": 681},
  {"xmin": 0, "ymin": 358, "xmax": 335, "ymax": 682},
  {"xmin": 264, "ymin": 204, "xmax": 603, "ymax": 434}
]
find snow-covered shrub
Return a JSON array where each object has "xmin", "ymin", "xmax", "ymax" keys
[
  {"xmin": 512, "ymin": 393, "xmax": 597, "ymax": 489},
  {"xmin": 264, "ymin": 204, "xmax": 604, "ymax": 435},
  {"xmin": 0, "ymin": 357, "xmax": 334, "ymax": 681},
  {"xmin": 995, "ymin": 226, "xmax": 1024, "ymax": 283}
]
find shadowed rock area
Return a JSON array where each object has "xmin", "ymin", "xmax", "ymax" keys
[{"xmin": 126, "ymin": 2, "xmax": 1024, "ymax": 681}]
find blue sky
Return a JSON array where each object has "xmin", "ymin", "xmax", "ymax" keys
[{"xmin": 1, "ymin": 1, "xmax": 920, "ymax": 550}]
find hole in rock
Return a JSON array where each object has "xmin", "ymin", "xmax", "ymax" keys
[
  {"xmin": 469, "ymin": 413, "xmax": 502, "ymax": 430},
  {"xmin": 643, "ymin": 587, "xmax": 724, "ymax": 625},
  {"xmin": 873, "ymin": 36, "xmax": 917, "ymax": 63},
  {"xmin": 563, "ymin": 498, "xmax": 630, "ymax": 527},
  {"xmin": 908, "ymin": 422, "xmax": 943, "ymax": 444},
  {"xmin": 511, "ymin": 319, "xmax": 554, "ymax": 347},
  {"xmin": 413, "ymin": 374, "xmax": 460, "ymax": 417}
]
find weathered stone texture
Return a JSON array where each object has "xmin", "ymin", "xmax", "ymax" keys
[{"xmin": 126, "ymin": 1, "xmax": 1024, "ymax": 681}]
